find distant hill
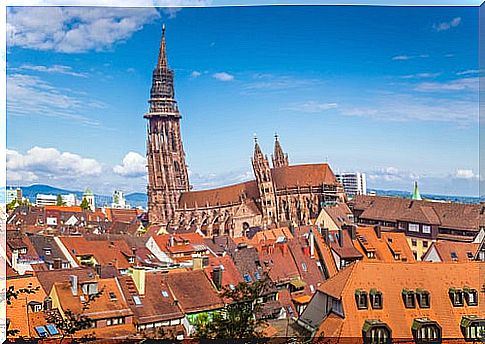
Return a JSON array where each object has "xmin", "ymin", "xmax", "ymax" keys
[
  {"xmin": 6, "ymin": 184, "xmax": 147, "ymax": 209},
  {"xmin": 369, "ymin": 189, "xmax": 480, "ymax": 204}
]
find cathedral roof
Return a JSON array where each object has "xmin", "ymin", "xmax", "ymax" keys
[
  {"xmin": 179, "ymin": 180, "xmax": 259, "ymax": 209},
  {"xmin": 271, "ymin": 163, "xmax": 338, "ymax": 190}
]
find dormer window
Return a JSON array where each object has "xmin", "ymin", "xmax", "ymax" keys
[
  {"xmin": 367, "ymin": 251, "xmax": 376, "ymax": 259},
  {"xmin": 402, "ymin": 289, "xmax": 416, "ymax": 308},
  {"xmin": 464, "ymin": 288, "xmax": 478, "ymax": 306},
  {"xmin": 109, "ymin": 292, "xmax": 117, "ymax": 301},
  {"xmin": 449, "ymin": 288, "xmax": 464, "ymax": 307},
  {"xmin": 370, "ymin": 289, "xmax": 383, "ymax": 309},
  {"xmin": 362, "ymin": 319, "xmax": 392, "ymax": 344},
  {"xmin": 412, "ymin": 318, "xmax": 442, "ymax": 344},
  {"xmin": 460, "ymin": 315, "xmax": 485, "ymax": 341},
  {"xmin": 416, "ymin": 289, "xmax": 430, "ymax": 308},
  {"xmin": 355, "ymin": 289, "xmax": 368, "ymax": 309}
]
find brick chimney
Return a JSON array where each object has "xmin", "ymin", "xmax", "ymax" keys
[
  {"xmin": 212, "ymin": 267, "xmax": 223, "ymax": 290},
  {"xmin": 374, "ymin": 225, "xmax": 382, "ymax": 239}
]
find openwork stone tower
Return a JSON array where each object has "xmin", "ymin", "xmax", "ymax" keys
[{"xmin": 145, "ymin": 25, "xmax": 190, "ymax": 224}]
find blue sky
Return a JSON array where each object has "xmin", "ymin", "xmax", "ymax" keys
[{"xmin": 6, "ymin": 5, "xmax": 480, "ymax": 196}]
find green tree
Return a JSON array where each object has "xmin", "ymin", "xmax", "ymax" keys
[
  {"xmin": 193, "ymin": 276, "xmax": 272, "ymax": 339},
  {"xmin": 56, "ymin": 194, "xmax": 66, "ymax": 206},
  {"xmin": 80, "ymin": 198, "xmax": 90, "ymax": 211}
]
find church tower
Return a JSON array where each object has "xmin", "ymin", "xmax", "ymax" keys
[
  {"xmin": 251, "ymin": 138, "xmax": 277, "ymax": 226},
  {"xmin": 272, "ymin": 134, "xmax": 289, "ymax": 168},
  {"xmin": 145, "ymin": 25, "xmax": 190, "ymax": 225}
]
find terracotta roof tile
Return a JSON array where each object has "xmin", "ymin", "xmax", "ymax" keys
[
  {"xmin": 424, "ymin": 241, "xmax": 480, "ymax": 262},
  {"xmin": 271, "ymin": 164, "xmax": 338, "ymax": 189}
]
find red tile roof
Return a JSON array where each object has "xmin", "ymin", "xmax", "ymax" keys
[
  {"xmin": 271, "ymin": 164, "xmax": 338, "ymax": 189},
  {"xmin": 178, "ymin": 180, "xmax": 259, "ymax": 208}
]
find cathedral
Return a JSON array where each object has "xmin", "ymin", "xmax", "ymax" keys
[{"xmin": 145, "ymin": 27, "xmax": 345, "ymax": 237}]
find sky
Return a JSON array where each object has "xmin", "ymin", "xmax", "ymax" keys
[{"xmin": 5, "ymin": 5, "xmax": 480, "ymax": 196}]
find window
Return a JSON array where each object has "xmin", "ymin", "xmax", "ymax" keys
[
  {"xmin": 416, "ymin": 289, "xmax": 430, "ymax": 308},
  {"xmin": 409, "ymin": 223, "xmax": 419, "ymax": 232},
  {"xmin": 449, "ymin": 288, "xmax": 464, "ymax": 307},
  {"xmin": 402, "ymin": 289, "xmax": 416, "ymax": 308},
  {"xmin": 107, "ymin": 317, "xmax": 125, "ymax": 326},
  {"xmin": 355, "ymin": 289, "xmax": 368, "ymax": 309},
  {"xmin": 132, "ymin": 295, "xmax": 142, "ymax": 305},
  {"xmin": 466, "ymin": 251, "xmax": 474, "ymax": 260},
  {"xmin": 362, "ymin": 320, "xmax": 392, "ymax": 344},
  {"xmin": 423, "ymin": 241, "xmax": 428, "ymax": 248},
  {"xmin": 161, "ymin": 290, "xmax": 169, "ymax": 298},
  {"xmin": 461, "ymin": 315, "xmax": 485, "ymax": 342},
  {"xmin": 370, "ymin": 289, "xmax": 383, "ymax": 309},
  {"xmin": 109, "ymin": 292, "xmax": 117, "ymax": 301},
  {"xmin": 422, "ymin": 225, "xmax": 431, "ymax": 234},
  {"xmin": 412, "ymin": 318, "xmax": 442, "ymax": 344},
  {"xmin": 464, "ymin": 288, "xmax": 478, "ymax": 306},
  {"xmin": 411, "ymin": 239, "xmax": 417, "ymax": 247},
  {"xmin": 451, "ymin": 252, "xmax": 458, "ymax": 261}
]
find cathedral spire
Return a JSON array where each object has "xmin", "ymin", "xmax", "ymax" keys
[
  {"xmin": 272, "ymin": 133, "xmax": 289, "ymax": 168},
  {"xmin": 253, "ymin": 135, "xmax": 264, "ymax": 160},
  {"xmin": 158, "ymin": 24, "xmax": 168, "ymax": 69}
]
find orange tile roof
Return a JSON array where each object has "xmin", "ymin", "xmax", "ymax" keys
[
  {"xmin": 51, "ymin": 277, "xmax": 133, "ymax": 321},
  {"xmin": 249, "ymin": 227, "xmax": 294, "ymax": 246},
  {"xmin": 204, "ymin": 255, "xmax": 243, "ymax": 289},
  {"xmin": 44, "ymin": 205, "xmax": 83, "ymax": 213},
  {"xmin": 353, "ymin": 226, "xmax": 415, "ymax": 263},
  {"xmin": 164, "ymin": 270, "xmax": 224, "ymax": 313},
  {"xmin": 59, "ymin": 236, "xmax": 133, "ymax": 269},
  {"xmin": 178, "ymin": 180, "xmax": 259, "ymax": 209},
  {"xmin": 425, "ymin": 241, "xmax": 480, "ymax": 262},
  {"xmin": 312, "ymin": 228, "xmax": 339, "ymax": 278},
  {"xmin": 271, "ymin": 163, "xmax": 338, "ymax": 189},
  {"xmin": 315, "ymin": 261, "xmax": 484, "ymax": 339},
  {"xmin": 6, "ymin": 275, "xmax": 47, "ymax": 338}
]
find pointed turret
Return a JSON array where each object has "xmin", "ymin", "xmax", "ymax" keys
[
  {"xmin": 272, "ymin": 133, "xmax": 289, "ymax": 168},
  {"xmin": 157, "ymin": 24, "xmax": 168, "ymax": 69},
  {"xmin": 412, "ymin": 181, "xmax": 422, "ymax": 200},
  {"xmin": 253, "ymin": 136, "xmax": 264, "ymax": 160}
]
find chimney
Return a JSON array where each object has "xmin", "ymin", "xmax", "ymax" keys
[
  {"xmin": 43, "ymin": 297, "xmax": 52, "ymax": 311},
  {"xmin": 70, "ymin": 275, "xmax": 78, "ymax": 296},
  {"xmin": 374, "ymin": 225, "xmax": 382, "ymax": 239},
  {"xmin": 322, "ymin": 228, "xmax": 329, "ymax": 245},
  {"xmin": 169, "ymin": 235, "xmax": 174, "ymax": 247},
  {"xmin": 131, "ymin": 267, "xmax": 146, "ymax": 295},
  {"xmin": 212, "ymin": 267, "xmax": 223, "ymax": 290},
  {"xmin": 53, "ymin": 258, "xmax": 61, "ymax": 270},
  {"xmin": 338, "ymin": 229, "xmax": 344, "ymax": 247},
  {"xmin": 280, "ymin": 243, "xmax": 288, "ymax": 256},
  {"xmin": 309, "ymin": 230, "xmax": 315, "ymax": 258},
  {"xmin": 95, "ymin": 264, "xmax": 102, "ymax": 277},
  {"xmin": 344, "ymin": 224, "xmax": 357, "ymax": 240},
  {"xmin": 193, "ymin": 256, "xmax": 204, "ymax": 270}
]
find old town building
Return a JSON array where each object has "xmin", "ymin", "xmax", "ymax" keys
[{"xmin": 145, "ymin": 27, "xmax": 344, "ymax": 236}]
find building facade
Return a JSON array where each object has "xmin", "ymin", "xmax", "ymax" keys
[
  {"xmin": 145, "ymin": 28, "xmax": 345, "ymax": 236},
  {"xmin": 336, "ymin": 172, "xmax": 367, "ymax": 197}
]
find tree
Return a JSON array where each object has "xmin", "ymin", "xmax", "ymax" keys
[
  {"xmin": 80, "ymin": 198, "xmax": 90, "ymax": 211},
  {"xmin": 6, "ymin": 198, "xmax": 31, "ymax": 213},
  {"xmin": 56, "ymin": 194, "xmax": 66, "ymax": 206},
  {"xmin": 193, "ymin": 276, "xmax": 272, "ymax": 339},
  {"xmin": 46, "ymin": 288, "xmax": 104, "ymax": 342}
]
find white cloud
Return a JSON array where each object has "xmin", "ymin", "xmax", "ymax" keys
[
  {"xmin": 367, "ymin": 167, "xmax": 419, "ymax": 183},
  {"xmin": 401, "ymin": 72, "xmax": 441, "ymax": 79},
  {"xmin": 283, "ymin": 101, "xmax": 338, "ymax": 113},
  {"xmin": 454, "ymin": 169, "xmax": 478, "ymax": 179},
  {"xmin": 7, "ymin": 7, "xmax": 160, "ymax": 53},
  {"xmin": 7, "ymin": 147, "xmax": 102, "ymax": 183},
  {"xmin": 212, "ymin": 72, "xmax": 234, "ymax": 81},
  {"xmin": 191, "ymin": 70, "xmax": 202, "ymax": 78},
  {"xmin": 189, "ymin": 169, "xmax": 253, "ymax": 190},
  {"xmin": 414, "ymin": 77, "xmax": 478, "ymax": 92},
  {"xmin": 342, "ymin": 94, "xmax": 477, "ymax": 126},
  {"xmin": 433, "ymin": 17, "xmax": 462, "ymax": 32},
  {"xmin": 7, "ymin": 73, "xmax": 103, "ymax": 125},
  {"xmin": 113, "ymin": 152, "xmax": 147, "ymax": 178},
  {"xmin": 17, "ymin": 64, "xmax": 88, "ymax": 77},
  {"xmin": 392, "ymin": 54, "xmax": 429, "ymax": 61},
  {"xmin": 243, "ymin": 74, "xmax": 320, "ymax": 92},
  {"xmin": 456, "ymin": 69, "xmax": 480, "ymax": 76}
]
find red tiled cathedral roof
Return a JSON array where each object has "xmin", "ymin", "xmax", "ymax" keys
[{"xmin": 271, "ymin": 163, "xmax": 338, "ymax": 190}]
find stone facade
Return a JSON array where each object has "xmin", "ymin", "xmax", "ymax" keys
[{"xmin": 146, "ymin": 28, "xmax": 344, "ymax": 236}]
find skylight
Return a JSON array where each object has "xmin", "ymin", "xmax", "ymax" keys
[
  {"xmin": 162, "ymin": 290, "xmax": 169, "ymax": 298},
  {"xmin": 133, "ymin": 295, "xmax": 142, "ymax": 305}
]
